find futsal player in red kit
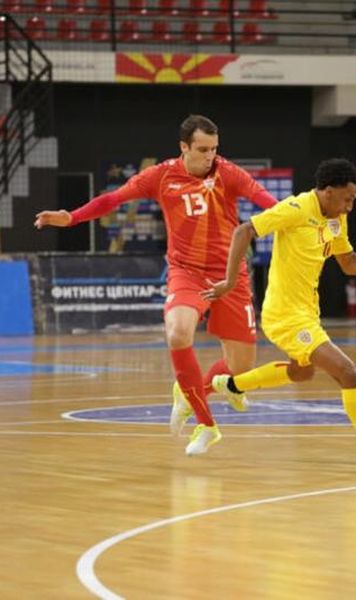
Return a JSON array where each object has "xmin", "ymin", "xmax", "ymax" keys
[{"xmin": 35, "ymin": 115, "xmax": 277, "ymax": 455}]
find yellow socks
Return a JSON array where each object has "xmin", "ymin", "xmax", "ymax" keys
[
  {"xmin": 342, "ymin": 388, "xmax": 356, "ymax": 427},
  {"xmin": 233, "ymin": 361, "xmax": 292, "ymax": 392}
]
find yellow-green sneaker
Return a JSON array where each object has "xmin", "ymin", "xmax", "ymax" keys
[
  {"xmin": 185, "ymin": 423, "xmax": 222, "ymax": 456},
  {"xmin": 212, "ymin": 374, "xmax": 249, "ymax": 412},
  {"xmin": 169, "ymin": 381, "xmax": 193, "ymax": 436}
]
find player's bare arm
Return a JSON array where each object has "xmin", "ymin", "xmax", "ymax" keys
[
  {"xmin": 202, "ymin": 221, "xmax": 257, "ymax": 300},
  {"xmin": 34, "ymin": 210, "xmax": 72, "ymax": 229},
  {"xmin": 335, "ymin": 251, "xmax": 356, "ymax": 275}
]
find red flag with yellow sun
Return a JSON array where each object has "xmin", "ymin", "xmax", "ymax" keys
[{"xmin": 116, "ymin": 52, "xmax": 236, "ymax": 84}]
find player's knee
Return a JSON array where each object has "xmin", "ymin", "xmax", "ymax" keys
[
  {"xmin": 166, "ymin": 325, "xmax": 193, "ymax": 349},
  {"xmin": 287, "ymin": 364, "xmax": 315, "ymax": 382}
]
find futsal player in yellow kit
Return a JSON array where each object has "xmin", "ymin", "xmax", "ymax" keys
[{"xmin": 202, "ymin": 158, "xmax": 356, "ymax": 428}]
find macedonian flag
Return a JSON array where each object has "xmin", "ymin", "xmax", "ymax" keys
[{"xmin": 115, "ymin": 52, "xmax": 237, "ymax": 84}]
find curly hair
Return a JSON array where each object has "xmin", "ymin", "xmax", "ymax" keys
[{"xmin": 315, "ymin": 158, "xmax": 356, "ymax": 189}]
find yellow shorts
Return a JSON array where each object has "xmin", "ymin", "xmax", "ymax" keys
[{"xmin": 261, "ymin": 313, "xmax": 330, "ymax": 367}]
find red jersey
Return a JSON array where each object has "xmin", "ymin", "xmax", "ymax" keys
[{"xmin": 71, "ymin": 156, "xmax": 276, "ymax": 277}]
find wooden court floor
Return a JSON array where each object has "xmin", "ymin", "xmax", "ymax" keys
[{"xmin": 1, "ymin": 324, "xmax": 356, "ymax": 600}]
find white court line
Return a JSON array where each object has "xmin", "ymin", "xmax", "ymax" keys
[
  {"xmin": 0, "ymin": 394, "xmax": 174, "ymax": 407},
  {"xmin": 0, "ymin": 394, "xmax": 170, "ymax": 407},
  {"xmin": 0, "ymin": 431, "xmax": 173, "ymax": 437},
  {"xmin": 76, "ymin": 485, "xmax": 356, "ymax": 600}
]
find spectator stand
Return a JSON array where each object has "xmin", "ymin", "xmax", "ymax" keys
[{"xmin": 2, "ymin": 1, "xmax": 354, "ymax": 54}]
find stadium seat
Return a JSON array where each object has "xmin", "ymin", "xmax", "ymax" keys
[
  {"xmin": 89, "ymin": 18, "xmax": 110, "ymax": 42},
  {"xmin": 96, "ymin": 0, "xmax": 110, "ymax": 14},
  {"xmin": 35, "ymin": 0, "xmax": 55, "ymax": 12},
  {"xmin": 117, "ymin": 20, "xmax": 140, "ymax": 42},
  {"xmin": 211, "ymin": 20, "xmax": 232, "ymax": 44},
  {"xmin": 216, "ymin": 0, "xmax": 239, "ymax": 17},
  {"xmin": 182, "ymin": 21, "xmax": 203, "ymax": 43},
  {"xmin": 2, "ymin": 0, "xmax": 22, "ymax": 12},
  {"xmin": 246, "ymin": 0, "xmax": 274, "ymax": 19},
  {"xmin": 157, "ymin": 0, "xmax": 179, "ymax": 16},
  {"xmin": 57, "ymin": 18, "xmax": 80, "ymax": 40},
  {"xmin": 240, "ymin": 22, "xmax": 264, "ymax": 43},
  {"xmin": 25, "ymin": 16, "xmax": 47, "ymax": 40},
  {"xmin": 128, "ymin": 0, "xmax": 147, "ymax": 15},
  {"xmin": 188, "ymin": 0, "xmax": 209, "ymax": 17},
  {"xmin": 66, "ymin": 0, "xmax": 88, "ymax": 14},
  {"xmin": 150, "ymin": 20, "xmax": 171, "ymax": 42}
]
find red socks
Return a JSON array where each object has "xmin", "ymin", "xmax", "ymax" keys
[
  {"xmin": 170, "ymin": 347, "xmax": 215, "ymax": 426},
  {"xmin": 203, "ymin": 358, "xmax": 231, "ymax": 396}
]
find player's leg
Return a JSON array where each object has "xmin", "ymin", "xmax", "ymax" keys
[
  {"xmin": 203, "ymin": 340, "xmax": 256, "ymax": 393},
  {"xmin": 166, "ymin": 306, "xmax": 221, "ymax": 454},
  {"xmin": 310, "ymin": 340, "xmax": 356, "ymax": 427},
  {"xmin": 166, "ymin": 304, "xmax": 214, "ymax": 426},
  {"xmin": 214, "ymin": 340, "xmax": 256, "ymax": 410},
  {"xmin": 165, "ymin": 267, "xmax": 222, "ymax": 453},
  {"xmin": 214, "ymin": 360, "xmax": 295, "ymax": 394},
  {"xmin": 204, "ymin": 283, "xmax": 256, "ymax": 410},
  {"xmin": 213, "ymin": 316, "xmax": 317, "ymax": 396},
  {"xmin": 165, "ymin": 304, "xmax": 196, "ymax": 434}
]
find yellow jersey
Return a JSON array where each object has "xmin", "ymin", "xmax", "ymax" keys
[{"xmin": 251, "ymin": 189, "xmax": 352, "ymax": 319}]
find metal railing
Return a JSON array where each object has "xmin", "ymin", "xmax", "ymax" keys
[{"xmin": 0, "ymin": 13, "xmax": 54, "ymax": 197}]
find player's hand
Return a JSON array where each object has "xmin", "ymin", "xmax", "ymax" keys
[
  {"xmin": 34, "ymin": 210, "xmax": 72, "ymax": 229},
  {"xmin": 201, "ymin": 279, "xmax": 233, "ymax": 301}
]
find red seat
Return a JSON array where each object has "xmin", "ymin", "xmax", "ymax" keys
[
  {"xmin": 57, "ymin": 18, "xmax": 80, "ymax": 40},
  {"xmin": 96, "ymin": 0, "xmax": 110, "ymax": 14},
  {"xmin": 117, "ymin": 20, "xmax": 140, "ymax": 42},
  {"xmin": 89, "ymin": 18, "xmax": 110, "ymax": 42},
  {"xmin": 217, "ymin": 0, "xmax": 239, "ymax": 16},
  {"xmin": 211, "ymin": 21, "xmax": 231, "ymax": 44},
  {"xmin": 246, "ymin": 0, "xmax": 274, "ymax": 19},
  {"xmin": 189, "ymin": 0, "xmax": 209, "ymax": 16},
  {"xmin": 240, "ymin": 22, "xmax": 263, "ymax": 43},
  {"xmin": 25, "ymin": 16, "xmax": 47, "ymax": 40},
  {"xmin": 2, "ymin": 0, "xmax": 22, "ymax": 12},
  {"xmin": 66, "ymin": 0, "xmax": 88, "ymax": 13},
  {"xmin": 182, "ymin": 21, "xmax": 203, "ymax": 43},
  {"xmin": 157, "ymin": 0, "xmax": 179, "ymax": 16},
  {"xmin": 150, "ymin": 20, "xmax": 171, "ymax": 42},
  {"xmin": 35, "ymin": 0, "xmax": 55, "ymax": 13},
  {"xmin": 128, "ymin": 0, "xmax": 147, "ymax": 15}
]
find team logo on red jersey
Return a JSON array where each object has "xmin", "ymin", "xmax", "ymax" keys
[{"xmin": 203, "ymin": 178, "xmax": 215, "ymax": 190}]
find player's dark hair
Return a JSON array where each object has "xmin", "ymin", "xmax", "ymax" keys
[
  {"xmin": 179, "ymin": 114, "xmax": 218, "ymax": 146},
  {"xmin": 315, "ymin": 158, "xmax": 356, "ymax": 189}
]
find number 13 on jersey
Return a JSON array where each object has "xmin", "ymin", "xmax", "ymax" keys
[{"xmin": 182, "ymin": 193, "xmax": 208, "ymax": 216}]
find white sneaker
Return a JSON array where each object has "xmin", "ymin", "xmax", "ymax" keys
[
  {"xmin": 169, "ymin": 381, "xmax": 193, "ymax": 436},
  {"xmin": 185, "ymin": 423, "xmax": 222, "ymax": 456},
  {"xmin": 212, "ymin": 374, "xmax": 249, "ymax": 412}
]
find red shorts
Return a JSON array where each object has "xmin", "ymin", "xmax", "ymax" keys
[{"xmin": 164, "ymin": 266, "xmax": 256, "ymax": 343}]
